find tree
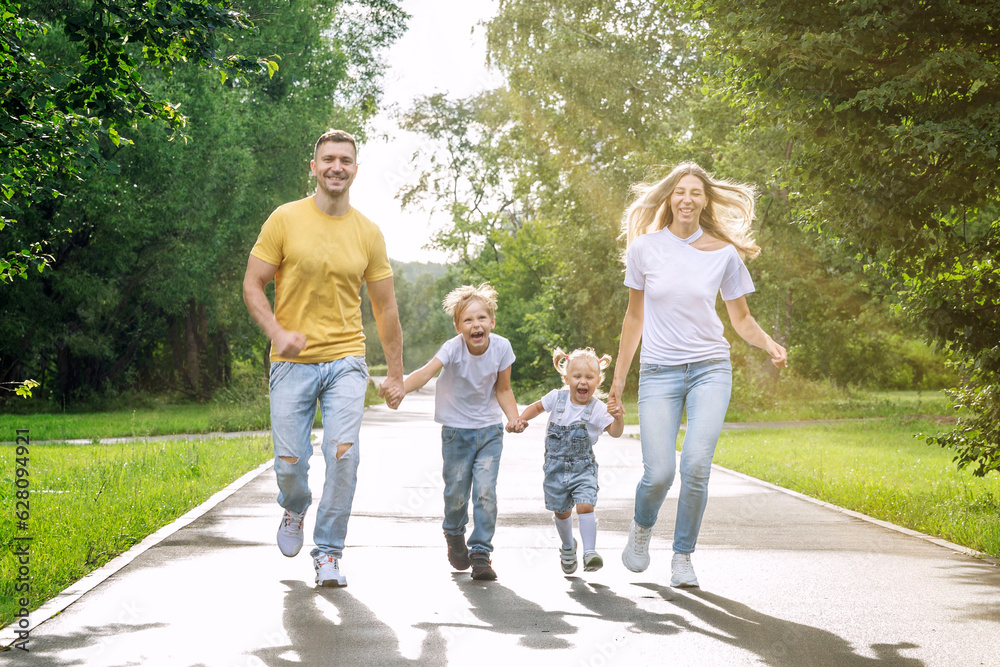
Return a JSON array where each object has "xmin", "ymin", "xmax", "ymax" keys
[
  {"xmin": 0, "ymin": 0, "xmax": 408, "ymax": 404},
  {"xmin": 1, "ymin": 0, "xmax": 277, "ymax": 282},
  {"xmin": 693, "ymin": 0, "xmax": 1000, "ymax": 474}
]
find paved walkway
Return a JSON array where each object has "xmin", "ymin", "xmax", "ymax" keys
[{"xmin": 4, "ymin": 385, "xmax": 998, "ymax": 666}]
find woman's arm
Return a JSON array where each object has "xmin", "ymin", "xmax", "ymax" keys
[
  {"xmin": 725, "ymin": 296, "xmax": 787, "ymax": 368},
  {"xmin": 608, "ymin": 288, "xmax": 644, "ymax": 417}
]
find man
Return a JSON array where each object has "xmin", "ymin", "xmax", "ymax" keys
[{"xmin": 243, "ymin": 129, "xmax": 404, "ymax": 587}]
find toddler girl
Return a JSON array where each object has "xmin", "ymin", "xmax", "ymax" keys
[{"xmin": 510, "ymin": 348, "xmax": 624, "ymax": 573}]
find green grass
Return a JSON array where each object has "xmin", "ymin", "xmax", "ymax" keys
[
  {"xmin": 618, "ymin": 387, "xmax": 953, "ymax": 425},
  {"xmin": 0, "ymin": 436, "xmax": 272, "ymax": 628},
  {"xmin": 712, "ymin": 418, "xmax": 1000, "ymax": 558},
  {"xmin": 0, "ymin": 379, "xmax": 385, "ymax": 442}
]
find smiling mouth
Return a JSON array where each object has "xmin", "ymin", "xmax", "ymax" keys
[{"xmin": 471, "ymin": 332, "xmax": 484, "ymax": 342}]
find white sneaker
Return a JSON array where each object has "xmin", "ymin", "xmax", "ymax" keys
[
  {"xmin": 560, "ymin": 539, "xmax": 578, "ymax": 574},
  {"xmin": 583, "ymin": 550, "xmax": 604, "ymax": 572},
  {"xmin": 621, "ymin": 521, "xmax": 652, "ymax": 572},
  {"xmin": 314, "ymin": 553, "xmax": 347, "ymax": 587},
  {"xmin": 670, "ymin": 553, "xmax": 699, "ymax": 588},
  {"xmin": 277, "ymin": 509, "xmax": 305, "ymax": 557}
]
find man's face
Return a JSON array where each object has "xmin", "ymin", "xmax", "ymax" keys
[{"xmin": 311, "ymin": 141, "xmax": 358, "ymax": 198}]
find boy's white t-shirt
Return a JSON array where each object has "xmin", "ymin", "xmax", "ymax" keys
[
  {"xmin": 540, "ymin": 389, "xmax": 615, "ymax": 444},
  {"xmin": 624, "ymin": 227, "xmax": 754, "ymax": 365},
  {"xmin": 434, "ymin": 333, "xmax": 515, "ymax": 428}
]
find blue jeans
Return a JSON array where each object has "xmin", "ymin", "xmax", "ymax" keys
[
  {"xmin": 269, "ymin": 357, "xmax": 368, "ymax": 558},
  {"xmin": 441, "ymin": 424, "xmax": 504, "ymax": 554},
  {"xmin": 634, "ymin": 359, "xmax": 732, "ymax": 554}
]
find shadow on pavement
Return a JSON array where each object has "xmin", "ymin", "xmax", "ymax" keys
[
  {"xmin": 413, "ymin": 573, "xmax": 578, "ymax": 650},
  {"xmin": 8, "ymin": 623, "xmax": 168, "ymax": 666},
  {"xmin": 639, "ymin": 584, "xmax": 924, "ymax": 666},
  {"xmin": 253, "ymin": 580, "xmax": 446, "ymax": 666},
  {"xmin": 568, "ymin": 578, "xmax": 689, "ymax": 636}
]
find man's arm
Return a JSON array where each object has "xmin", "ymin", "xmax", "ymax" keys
[
  {"xmin": 367, "ymin": 276, "xmax": 405, "ymax": 409},
  {"xmin": 242, "ymin": 255, "xmax": 307, "ymax": 358}
]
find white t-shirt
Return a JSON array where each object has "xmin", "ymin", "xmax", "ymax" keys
[
  {"xmin": 434, "ymin": 333, "xmax": 515, "ymax": 428},
  {"xmin": 624, "ymin": 227, "xmax": 754, "ymax": 365},
  {"xmin": 540, "ymin": 389, "xmax": 615, "ymax": 444}
]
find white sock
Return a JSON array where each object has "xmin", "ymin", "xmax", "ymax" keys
[
  {"xmin": 579, "ymin": 512, "xmax": 597, "ymax": 552},
  {"xmin": 554, "ymin": 515, "xmax": 574, "ymax": 548}
]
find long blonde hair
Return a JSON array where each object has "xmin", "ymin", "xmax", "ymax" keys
[{"xmin": 620, "ymin": 162, "xmax": 760, "ymax": 261}]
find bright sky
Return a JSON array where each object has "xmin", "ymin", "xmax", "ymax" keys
[{"xmin": 351, "ymin": 0, "xmax": 503, "ymax": 264}]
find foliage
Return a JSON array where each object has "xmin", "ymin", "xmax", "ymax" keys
[
  {"xmin": 694, "ymin": 0, "xmax": 1000, "ymax": 473},
  {"xmin": 0, "ymin": 0, "xmax": 408, "ymax": 406},
  {"xmin": 397, "ymin": 0, "xmax": 948, "ymax": 399},
  {"xmin": 0, "ymin": 0, "xmax": 277, "ymax": 281}
]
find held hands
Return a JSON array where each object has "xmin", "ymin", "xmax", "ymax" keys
[
  {"xmin": 506, "ymin": 417, "xmax": 528, "ymax": 433},
  {"xmin": 606, "ymin": 383, "xmax": 626, "ymax": 419},
  {"xmin": 378, "ymin": 376, "xmax": 405, "ymax": 410}
]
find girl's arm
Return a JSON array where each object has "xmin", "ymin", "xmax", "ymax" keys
[
  {"xmin": 608, "ymin": 288, "xmax": 644, "ymax": 417},
  {"xmin": 724, "ymin": 296, "xmax": 787, "ymax": 369},
  {"xmin": 495, "ymin": 365, "xmax": 520, "ymax": 426},
  {"xmin": 403, "ymin": 357, "xmax": 444, "ymax": 395},
  {"xmin": 506, "ymin": 399, "xmax": 543, "ymax": 433},
  {"xmin": 605, "ymin": 412, "xmax": 625, "ymax": 438}
]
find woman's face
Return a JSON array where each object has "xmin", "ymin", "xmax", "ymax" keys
[{"xmin": 669, "ymin": 174, "xmax": 707, "ymax": 228}]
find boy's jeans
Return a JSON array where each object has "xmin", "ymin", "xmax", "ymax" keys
[
  {"xmin": 269, "ymin": 357, "xmax": 368, "ymax": 558},
  {"xmin": 634, "ymin": 359, "xmax": 732, "ymax": 554},
  {"xmin": 441, "ymin": 424, "xmax": 504, "ymax": 554}
]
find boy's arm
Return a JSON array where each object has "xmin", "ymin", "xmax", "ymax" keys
[
  {"xmin": 494, "ymin": 365, "xmax": 519, "ymax": 425},
  {"xmin": 403, "ymin": 357, "xmax": 444, "ymax": 395},
  {"xmin": 605, "ymin": 412, "xmax": 625, "ymax": 438}
]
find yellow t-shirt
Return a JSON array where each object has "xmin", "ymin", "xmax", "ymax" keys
[{"xmin": 250, "ymin": 197, "xmax": 393, "ymax": 364}]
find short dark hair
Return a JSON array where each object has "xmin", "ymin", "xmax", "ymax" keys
[{"xmin": 314, "ymin": 129, "xmax": 357, "ymax": 158}]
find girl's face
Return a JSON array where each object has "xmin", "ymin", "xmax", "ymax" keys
[
  {"xmin": 565, "ymin": 357, "xmax": 601, "ymax": 405},
  {"xmin": 669, "ymin": 174, "xmax": 707, "ymax": 229}
]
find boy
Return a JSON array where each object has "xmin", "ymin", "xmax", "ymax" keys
[{"xmin": 394, "ymin": 283, "xmax": 519, "ymax": 580}]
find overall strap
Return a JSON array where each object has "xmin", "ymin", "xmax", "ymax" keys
[{"xmin": 552, "ymin": 389, "xmax": 569, "ymax": 418}]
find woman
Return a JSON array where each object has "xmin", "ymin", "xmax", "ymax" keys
[{"xmin": 607, "ymin": 162, "xmax": 787, "ymax": 588}]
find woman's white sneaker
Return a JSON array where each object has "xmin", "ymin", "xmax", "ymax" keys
[
  {"xmin": 621, "ymin": 521, "xmax": 652, "ymax": 572},
  {"xmin": 670, "ymin": 553, "xmax": 699, "ymax": 588}
]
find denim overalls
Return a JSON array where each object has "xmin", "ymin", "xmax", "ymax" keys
[{"xmin": 542, "ymin": 390, "xmax": 600, "ymax": 512}]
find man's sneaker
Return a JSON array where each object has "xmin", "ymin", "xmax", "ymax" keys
[
  {"xmin": 670, "ymin": 552, "xmax": 699, "ymax": 588},
  {"xmin": 445, "ymin": 532, "xmax": 471, "ymax": 570},
  {"xmin": 470, "ymin": 552, "xmax": 497, "ymax": 581},
  {"xmin": 560, "ymin": 540, "xmax": 578, "ymax": 574},
  {"xmin": 314, "ymin": 553, "xmax": 348, "ymax": 587},
  {"xmin": 277, "ymin": 509, "xmax": 305, "ymax": 557},
  {"xmin": 621, "ymin": 520, "xmax": 652, "ymax": 572},
  {"xmin": 583, "ymin": 550, "xmax": 604, "ymax": 572}
]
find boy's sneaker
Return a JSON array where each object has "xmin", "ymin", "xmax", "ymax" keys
[
  {"xmin": 277, "ymin": 509, "xmax": 305, "ymax": 557},
  {"xmin": 560, "ymin": 540, "xmax": 578, "ymax": 574},
  {"xmin": 583, "ymin": 550, "xmax": 604, "ymax": 572},
  {"xmin": 313, "ymin": 553, "xmax": 348, "ymax": 587},
  {"xmin": 621, "ymin": 520, "xmax": 652, "ymax": 572},
  {"xmin": 445, "ymin": 532, "xmax": 471, "ymax": 570},
  {"xmin": 670, "ymin": 553, "xmax": 699, "ymax": 588},
  {"xmin": 470, "ymin": 552, "xmax": 497, "ymax": 581}
]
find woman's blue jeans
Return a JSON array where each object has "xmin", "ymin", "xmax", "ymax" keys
[{"xmin": 634, "ymin": 359, "xmax": 732, "ymax": 554}]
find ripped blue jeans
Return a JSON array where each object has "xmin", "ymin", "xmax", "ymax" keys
[
  {"xmin": 269, "ymin": 357, "xmax": 368, "ymax": 559},
  {"xmin": 441, "ymin": 424, "xmax": 504, "ymax": 555}
]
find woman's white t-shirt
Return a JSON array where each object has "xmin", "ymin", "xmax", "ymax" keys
[
  {"xmin": 624, "ymin": 227, "xmax": 754, "ymax": 365},
  {"xmin": 433, "ymin": 333, "xmax": 515, "ymax": 428},
  {"xmin": 540, "ymin": 389, "xmax": 615, "ymax": 444}
]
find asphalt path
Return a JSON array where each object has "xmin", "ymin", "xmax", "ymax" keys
[{"xmin": 3, "ymin": 382, "xmax": 998, "ymax": 666}]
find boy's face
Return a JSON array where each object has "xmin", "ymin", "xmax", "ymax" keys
[
  {"xmin": 455, "ymin": 300, "xmax": 495, "ymax": 356},
  {"xmin": 566, "ymin": 357, "xmax": 601, "ymax": 405}
]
